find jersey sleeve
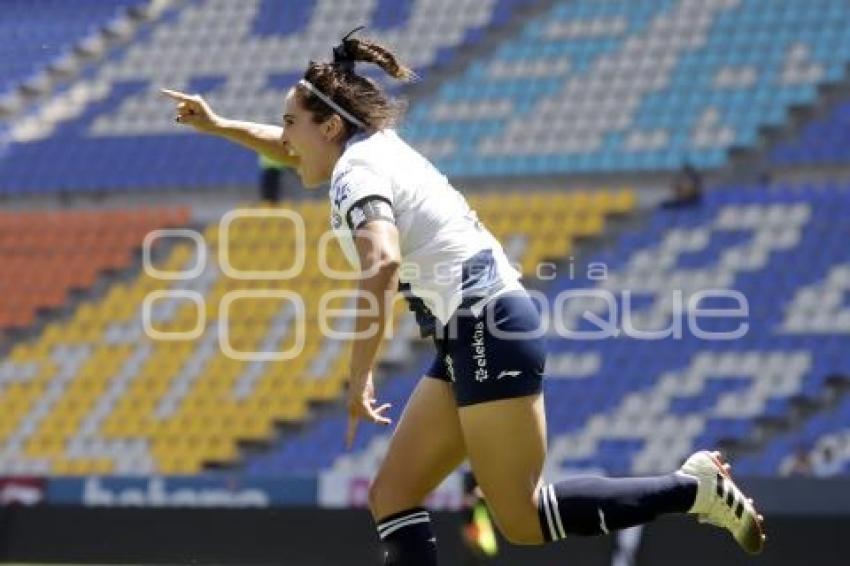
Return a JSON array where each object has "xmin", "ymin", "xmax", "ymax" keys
[{"xmin": 330, "ymin": 163, "xmax": 395, "ymax": 230}]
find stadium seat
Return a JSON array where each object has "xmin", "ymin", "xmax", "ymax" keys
[{"xmin": 0, "ymin": 207, "xmax": 189, "ymax": 332}]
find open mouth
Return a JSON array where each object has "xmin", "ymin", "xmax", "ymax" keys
[{"xmin": 282, "ymin": 141, "xmax": 299, "ymax": 161}]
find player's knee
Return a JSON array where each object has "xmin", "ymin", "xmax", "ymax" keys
[
  {"xmin": 488, "ymin": 503, "xmax": 545, "ymax": 546},
  {"xmin": 499, "ymin": 520, "xmax": 544, "ymax": 546},
  {"xmin": 367, "ymin": 477, "xmax": 386, "ymax": 516},
  {"xmin": 368, "ymin": 476, "xmax": 413, "ymax": 518}
]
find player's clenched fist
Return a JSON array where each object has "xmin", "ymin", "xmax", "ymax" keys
[{"xmin": 161, "ymin": 88, "xmax": 221, "ymax": 133}]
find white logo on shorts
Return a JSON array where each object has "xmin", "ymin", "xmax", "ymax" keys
[
  {"xmin": 497, "ymin": 370, "xmax": 522, "ymax": 380},
  {"xmin": 472, "ymin": 320, "xmax": 488, "ymax": 382}
]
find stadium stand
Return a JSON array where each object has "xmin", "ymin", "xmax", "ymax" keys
[
  {"xmin": 467, "ymin": 188, "xmax": 636, "ymax": 275},
  {"xmin": 0, "ymin": 0, "xmax": 532, "ymax": 193},
  {"xmin": 261, "ymin": 184, "xmax": 850, "ymax": 479},
  {"xmin": 0, "ymin": 207, "xmax": 188, "ymax": 331},
  {"xmin": 0, "ymin": 200, "xmax": 347, "ymax": 475},
  {"xmin": 0, "ymin": 189, "xmax": 631, "ymax": 476},
  {"xmin": 4, "ymin": 0, "xmax": 850, "ymax": 192},
  {"xmin": 404, "ymin": 0, "xmax": 850, "ymax": 176},
  {"xmin": 770, "ymin": 98, "xmax": 850, "ymax": 166},
  {"xmin": 0, "ymin": 0, "xmax": 142, "ymax": 97},
  {"xmin": 735, "ymin": 393, "xmax": 850, "ymax": 475},
  {"xmin": 505, "ymin": 184, "xmax": 850, "ymax": 477}
]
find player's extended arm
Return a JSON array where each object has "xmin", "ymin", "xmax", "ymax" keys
[
  {"xmin": 345, "ymin": 219, "xmax": 401, "ymax": 447},
  {"xmin": 161, "ymin": 88, "xmax": 299, "ymax": 168}
]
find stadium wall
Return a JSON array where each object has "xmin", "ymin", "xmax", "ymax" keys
[
  {"xmin": 0, "ymin": 506, "xmax": 847, "ymax": 566},
  {"xmin": 0, "ymin": 478, "xmax": 848, "ymax": 565}
]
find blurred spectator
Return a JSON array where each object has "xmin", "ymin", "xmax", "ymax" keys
[
  {"xmin": 662, "ymin": 162, "xmax": 703, "ymax": 208},
  {"xmin": 258, "ymin": 153, "xmax": 297, "ymax": 203},
  {"xmin": 782, "ymin": 445, "xmax": 813, "ymax": 477},
  {"xmin": 812, "ymin": 444, "xmax": 842, "ymax": 478}
]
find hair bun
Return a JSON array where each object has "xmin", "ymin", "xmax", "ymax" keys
[
  {"xmin": 332, "ymin": 26, "xmax": 365, "ymax": 71},
  {"xmin": 332, "ymin": 45, "xmax": 355, "ymax": 71}
]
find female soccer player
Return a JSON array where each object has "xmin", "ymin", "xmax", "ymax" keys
[{"xmin": 163, "ymin": 29, "xmax": 765, "ymax": 565}]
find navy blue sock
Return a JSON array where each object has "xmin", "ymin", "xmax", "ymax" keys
[
  {"xmin": 538, "ymin": 473, "xmax": 697, "ymax": 541},
  {"xmin": 376, "ymin": 507, "xmax": 438, "ymax": 565}
]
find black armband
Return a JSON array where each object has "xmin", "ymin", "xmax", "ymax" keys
[{"xmin": 346, "ymin": 196, "xmax": 395, "ymax": 230}]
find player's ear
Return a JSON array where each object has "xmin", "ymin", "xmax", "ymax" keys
[{"xmin": 322, "ymin": 114, "xmax": 344, "ymax": 141}]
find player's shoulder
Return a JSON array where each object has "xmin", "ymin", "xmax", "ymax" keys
[
  {"xmin": 330, "ymin": 155, "xmax": 388, "ymax": 198},
  {"xmin": 333, "ymin": 131, "xmax": 391, "ymax": 182},
  {"xmin": 330, "ymin": 131, "xmax": 400, "ymax": 211}
]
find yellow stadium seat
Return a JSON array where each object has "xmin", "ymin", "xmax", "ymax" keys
[
  {"xmin": 612, "ymin": 188, "xmax": 637, "ymax": 213},
  {"xmin": 198, "ymin": 438, "xmax": 236, "ymax": 462}
]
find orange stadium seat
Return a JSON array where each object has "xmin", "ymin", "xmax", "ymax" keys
[{"xmin": 0, "ymin": 207, "xmax": 189, "ymax": 332}]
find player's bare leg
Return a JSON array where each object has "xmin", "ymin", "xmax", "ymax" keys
[
  {"xmin": 369, "ymin": 377, "xmax": 466, "ymax": 565},
  {"xmin": 458, "ymin": 393, "xmax": 548, "ymax": 545}
]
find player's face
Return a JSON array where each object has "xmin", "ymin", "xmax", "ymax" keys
[{"xmin": 280, "ymin": 88, "xmax": 344, "ymax": 189}]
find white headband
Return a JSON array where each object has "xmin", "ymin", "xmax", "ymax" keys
[{"xmin": 299, "ymin": 79, "xmax": 366, "ymax": 130}]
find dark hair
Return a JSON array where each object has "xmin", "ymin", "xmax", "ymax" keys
[{"xmin": 296, "ymin": 35, "xmax": 415, "ymax": 141}]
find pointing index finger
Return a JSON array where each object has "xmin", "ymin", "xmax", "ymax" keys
[{"xmin": 160, "ymin": 88, "xmax": 193, "ymax": 102}]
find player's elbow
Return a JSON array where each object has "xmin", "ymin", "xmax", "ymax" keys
[
  {"xmin": 373, "ymin": 253, "xmax": 401, "ymax": 276},
  {"xmin": 368, "ymin": 243, "xmax": 401, "ymax": 272},
  {"xmin": 360, "ymin": 252, "xmax": 400, "ymax": 283}
]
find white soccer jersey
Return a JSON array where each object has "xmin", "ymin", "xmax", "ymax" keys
[{"xmin": 328, "ymin": 129, "xmax": 522, "ymax": 330}]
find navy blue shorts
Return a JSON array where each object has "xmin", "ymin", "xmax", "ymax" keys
[{"xmin": 427, "ymin": 290, "xmax": 546, "ymax": 407}]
